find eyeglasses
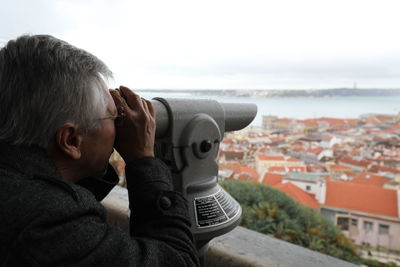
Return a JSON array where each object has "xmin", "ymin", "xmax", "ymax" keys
[{"xmin": 98, "ymin": 106, "xmax": 125, "ymax": 127}]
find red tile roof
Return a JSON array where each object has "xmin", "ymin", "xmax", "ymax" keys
[
  {"xmin": 237, "ymin": 172, "xmax": 259, "ymax": 182},
  {"xmin": 351, "ymin": 172, "xmax": 391, "ymax": 187},
  {"xmin": 257, "ymin": 155, "xmax": 285, "ymax": 161},
  {"xmin": 302, "ymin": 117, "xmax": 358, "ymax": 126},
  {"xmin": 369, "ymin": 165, "xmax": 400, "ymax": 174},
  {"xmin": 270, "ymin": 137, "xmax": 285, "ymax": 142},
  {"xmin": 344, "ymin": 171, "xmax": 357, "ymax": 179},
  {"xmin": 272, "ymin": 182, "xmax": 319, "ymax": 209},
  {"xmin": 339, "ymin": 156, "xmax": 370, "ymax": 168},
  {"xmin": 324, "ymin": 181, "xmax": 398, "ymax": 218},
  {"xmin": 306, "ymin": 147, "xmax": 324, "ymax": 155},
  {"xmin": 219, "ymin": 163, "xmax": 241, "ymax": 170},
  {"xmin": 267, "ymin": 166, "xmax": 286, "ymax": 173},
  {"xmin": 364, "ymin": 118, "xmax": 381, "ymax": 125},
  {"xmin": 277, "ymin": 118, "xmax": 294, "ymax": 122},
  {"xmin": 382, "ymin": 128, "xmax": 396, "ymax": 134},
  {"xmin": 219, "ymin": 163, "xmax": 259, "ymax": 182},
  {"xmin": 262, "ymin": 173, "xmax": 283, "ymax": 186},
  {"xmin": 376, "ymin": 115, "xmax": 395, "ymax": 122},
  {"xmin": 373, "ymin": 136, "xmax": 385, "ymax": 141},
  {"xmin": 329, "ymin": 164, "xmax": 352, "ymax": 171}
]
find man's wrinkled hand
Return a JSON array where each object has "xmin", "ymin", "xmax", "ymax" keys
[{"xmin": 110, "ymin": 86, "xmax": 155, "ymax": 161}]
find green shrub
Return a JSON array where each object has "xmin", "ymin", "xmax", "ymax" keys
[{"xmin": 220, "ymin": 180, "xmax": 361, "ymax": 264}]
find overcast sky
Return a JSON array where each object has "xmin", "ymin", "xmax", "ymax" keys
[{"xmin": 1, "ymin": 0, "xmax": 400, "ymax": 90}]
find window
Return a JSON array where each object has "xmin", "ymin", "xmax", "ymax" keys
[
  {"xmin": 379, "ymin": 224, "xmax": 389, "ymax": 235},
  {"xmin": 306, "ymin": 185, "xmax": 311, "ymax": 191},
  {"xmin": 363, "ymin": 221, "xmax": 373, "ymax": 231},
  {"xmin": 337, "ymin": 217, "xmax": 349, "ymax": 231},
  {"xmin": 351, "ymin": 219, "xmax": 358, "ymax": 227}
]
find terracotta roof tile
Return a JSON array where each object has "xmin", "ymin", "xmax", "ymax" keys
[
  {"xmin": 376, "ymin": 115, "xmax": 395, "ymax": 122},
  {"xmin": 306, "ymin": 117, "xmax": 358, "ymax": 126},
  {"xmin": 257, "ymin": 155, "xmax": 285, "ymax": 161},
  {"xmin": 339, "ymin": 156, "xmax": 370, "ymax": 168},
  {"xmin": 300, "ymin": 118, "xmax": 319, "ymax": 125},
  {"xmin": 270, "ymin": 137, "xmax": 285, "ymax": 142},
  {"xmin": 329, "ymin": 164, "xmax": 352, "ymax": 171},
  {"xmin": 382, "ymin": 129, "xmax": 396, "ymax": 134},
  {"xmin": 272, "ymin": 182, "xmax": 319, "ymax": 209},
  {"xmin": 364, "ymin": 118, "xmax": 381, "ymax": 124},
  {"xmin": 267, "ymin": 166, "xmax": 286, "ymax": 173},
  {"xmin": 306, "ymin": 147, "xmax": 324, "ymax": 155},
  {"xmin": 219, "ymin": 163, "xmax": 259, "ymax": 182},
  {"xmin": 344, "ymin": 171, "xmax": 357, "ymax": 178},
  {"xmin": 369, "ymin": 165, "xmax": 400, "ymax": 174},
  {"xmin": 325, "ymin": 181, "xmax": 398, "ymax": 218},
  {"xmin": 222, "ymin": 139, "xmax": 234, "ymax": 144},
  {"xmin": 262, "ymin": 173, "xmax": 283, "ymax": 186},
  {"xmin": 277, "ymin": 118, "xmax": 293, "ymax": 122},
  {"xmin": 351, "ymin": 172, "xmax": 391, "ymax": 187}
]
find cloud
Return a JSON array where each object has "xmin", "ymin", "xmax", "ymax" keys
[
  {"xmin": 2, "ymin": 0, "xmax": 400, "ymax": 89},
  {"xmin": 0, "ymin": 0, "xmax": 72, "ymax": 39}
]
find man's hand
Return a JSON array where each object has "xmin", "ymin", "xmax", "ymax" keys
[{"xmin": 110, "ymin": 86, "xmax": 155, "ymax": 161}]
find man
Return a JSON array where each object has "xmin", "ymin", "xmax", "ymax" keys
[{"xmin": 0, "ymin": 35, "xmax": 199, "ymax": 266}]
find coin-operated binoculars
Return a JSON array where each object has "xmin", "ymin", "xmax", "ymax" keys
[{"xmin": 151, "ymin": 98, "xmax": 257, "ymax": 260}]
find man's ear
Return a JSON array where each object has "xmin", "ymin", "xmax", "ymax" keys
[{"xmin": 54, "ymin": 124, "xmax": 83, "ymax": 160}]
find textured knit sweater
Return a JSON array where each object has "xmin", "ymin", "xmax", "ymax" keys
[{"xmin": 0, "ymin": 143, "xmax": 199, "ymax": 266}]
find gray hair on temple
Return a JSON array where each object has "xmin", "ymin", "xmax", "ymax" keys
[{"xmin": 0, "ymin": 35, "xmax": 113, "ymax": 149}]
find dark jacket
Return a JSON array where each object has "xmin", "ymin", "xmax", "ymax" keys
[{"xmin": 0, "ymin": 144, "xmax": 199, "ymax": 266}]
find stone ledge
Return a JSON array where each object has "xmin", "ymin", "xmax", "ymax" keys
[
  {"xmin": 101, "ymin": 186, "xmax": 358, "ymax": 267},
  {"xmin": 205, "ymin": 226, "xmax": 357, "ymax": 267}
]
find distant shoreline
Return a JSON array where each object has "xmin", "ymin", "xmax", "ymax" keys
[{"xmin": 135, "ymin": 88, "xmax": 400, "ymax": 98}]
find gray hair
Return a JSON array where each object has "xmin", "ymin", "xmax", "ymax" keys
[{"xmin": 0, "ymin": 35, "xmax": 113, "ymax": 149}]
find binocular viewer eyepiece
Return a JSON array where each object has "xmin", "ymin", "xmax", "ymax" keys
[
  {"xmin": 152, "ymin": 98, "xmax": 258, "ymax": 138},
  {"xmin": 150, "ymin": 97, "xmax": 257, "ymax": 257}
]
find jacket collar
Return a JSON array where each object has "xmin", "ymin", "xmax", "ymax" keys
[
  {"xmin": 0, "ymin": 143, "xmax": 119, "ymax": 201},
  {"xmin": 0, "ymin": 143, "xmax": 61, "ymax": 180}
]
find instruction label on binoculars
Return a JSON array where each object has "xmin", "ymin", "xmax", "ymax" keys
[{"xmin": 194, "ymin": 190, "xmax": 240, "ymax": 228}]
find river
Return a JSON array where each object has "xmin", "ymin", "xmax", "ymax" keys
[{"xmin": 140, "ymin": 92, "xmax": 400, "ymax": 127}]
